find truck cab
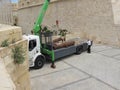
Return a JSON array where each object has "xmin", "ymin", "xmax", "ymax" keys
[{"xmin": 23, "ymin": 35, "xmax": 46, "ymax": 69}]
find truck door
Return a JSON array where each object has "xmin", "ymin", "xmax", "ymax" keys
[{"xmin": 29, "ymin": 39, "xmax": 37, "ymax": 64}]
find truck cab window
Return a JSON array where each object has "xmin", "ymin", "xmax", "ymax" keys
[{"xmin": 29, "ymin": 40, "xmax": 37, "ymax": 51}]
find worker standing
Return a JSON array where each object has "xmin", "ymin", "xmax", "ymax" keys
[{"xmin": 87, "ymin": 39, "xmax": 92, "ymax": 53}]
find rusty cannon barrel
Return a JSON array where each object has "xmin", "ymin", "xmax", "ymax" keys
[
  {"xmin": 53, "ymin": 41, "xmax": 75, "ymax": 50},
  {"xmin": 53, "ymin": 37, "xmax": 63, "ymax": 43}
]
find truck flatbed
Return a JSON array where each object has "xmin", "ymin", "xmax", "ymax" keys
[{"xmin": 54, "ymin": 42, "xmax": 88, "ymax": 60}]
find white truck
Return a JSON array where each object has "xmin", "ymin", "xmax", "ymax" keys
[{"xmin": 24, "ymin": 0, "xmax": 88, "ymax": 69}]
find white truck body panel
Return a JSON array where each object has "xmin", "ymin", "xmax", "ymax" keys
[{"xmin": 23, "ymin": 35, "xmax": 42, "ymax": 67}]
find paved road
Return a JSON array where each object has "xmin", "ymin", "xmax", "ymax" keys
[{"xmin": 30, "ymin": 44, "xmax": 120, "ymax": 90}]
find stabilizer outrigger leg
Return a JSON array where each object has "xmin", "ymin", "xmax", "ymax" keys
[{"xmin": 51, "ymin": 61, "xmax": 56, "ymax": 69}]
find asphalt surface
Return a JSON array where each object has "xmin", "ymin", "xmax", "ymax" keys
[{"xmin": 30, "ymin": 44, "xmax": 120, "ymax": 90}]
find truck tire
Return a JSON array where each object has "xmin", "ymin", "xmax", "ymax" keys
[
  {"xmin": 76, "ymin": 45, "xmax": 83, "ymax": 55},
  {"xmin": 34, "ymin": 56, "xmax": 45, "ymax": 69}
]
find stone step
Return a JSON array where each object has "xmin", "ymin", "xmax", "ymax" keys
[{"xmin": 0, "ymin": 24, "xmax": 22, "ymax": 47}]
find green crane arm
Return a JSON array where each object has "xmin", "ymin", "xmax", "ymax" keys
[{"xmin": 33, "ymin": 0, "xmax": 50, "ymax": 35}]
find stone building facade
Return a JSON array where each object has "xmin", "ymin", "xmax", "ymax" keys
[
  {"xmin": 18, "ymin": 0, "xmax": 120, "ymax": 47},
  {"xmin": 111, "ymin": 0, "xmax": 120, "ymax": 24},
  {"xmin": 12, "ymin": 3, "xmax": 18, "ymax": 12},
  {"xmin": 0, "ymin": 0, "xmax": 13, "ymax": 25}
]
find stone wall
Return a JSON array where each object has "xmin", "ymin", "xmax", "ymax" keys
[
  {"xmin": 0, "ymin": 0, "xmax": 13, "ymax": 25},
  {"xmin": 0, "ymin": 60, "xmax": 16, "ymax": 90},
  {"xmin": 111, "ymin": 0, "xmax": 120, "ymax": 24},
  {"xmin": 18, "ymin": 0, "xmax": 120, "ymax": 47},
  {"xmin": 0, "ymin": 24, "xmax": 31, "ymax": 90},
  {"xmin": 0, "ymin": 24, "xmax": 22, "ymax": 46},
  {"xmin": 18, "ymin": 0, "xmax": 57, "ymax": 8}
]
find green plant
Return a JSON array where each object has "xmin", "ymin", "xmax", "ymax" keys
[
  {"xmin": 41, "ymin": 26, "xmax": 48, "ymax": 32},
  {"xmin": 59, "ymin": 29, "xmax": 68, "ymax": 36},
  {"xmin": 1, "ymin": 39, "xmax": 9, "ymax": 47},
  {"xmin": 12, "ymin": 45, "xmax": 25, "ymax": 64},
  {"xmin": 42, "ymin": 26, "xmax": 52, "ymax": 33},
  {"xmin": 59, "ymin": 29, "xmax": 68, "ymax": 41}
]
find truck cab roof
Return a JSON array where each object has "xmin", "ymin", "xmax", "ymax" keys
[{"xmin": 23, "ymin": 35, "xmax": 39, "ymax": 40}]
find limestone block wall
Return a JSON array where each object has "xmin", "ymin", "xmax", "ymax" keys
[
  {"xmin": 111, "ymin": 0, "xmax": 120, "ymax": 24},
  {"xmin": 0, "ymin": 24, "xmax": 22, "ymax": 46},
  {"xmin": 0, "ymin": 0, "xmax": 13, "ymax": 25},
  {"xmin": 18, "ymin": 0, "xmax": 120, "ymax": 47},
  {"xmin": 18, "ymin": 0, "xmax": 57, "ymax": 8},
  {"xmin": 0, "ymin": 60, "xmax": 16, "ymax": 90},
  {"xmin": 0, "ymin": 24, "xmax": 31, "ymax": 90}
]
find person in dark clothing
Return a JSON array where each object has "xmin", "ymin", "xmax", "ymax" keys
[{"xmin": 87, "ymin": 39, "xmax": 92, "ymax": 53}]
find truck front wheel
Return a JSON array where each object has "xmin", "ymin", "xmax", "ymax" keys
[{"xmin": 34, "ymin": 56, "xmax": 45, "ymax": 69}]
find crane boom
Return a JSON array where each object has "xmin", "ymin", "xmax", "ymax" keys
[{"xmin": 33, "ymin": 0, "xmax": 50, "ymax": 35}]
